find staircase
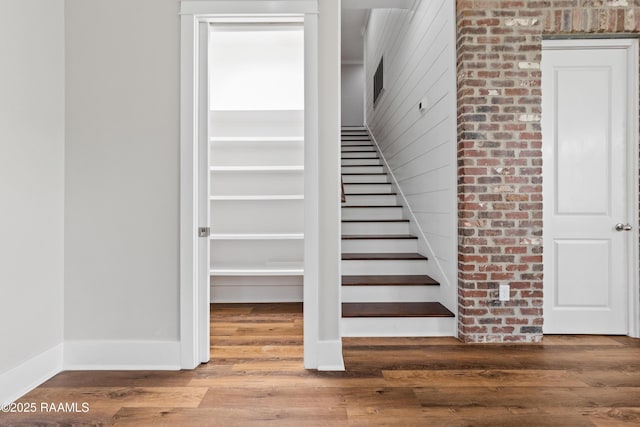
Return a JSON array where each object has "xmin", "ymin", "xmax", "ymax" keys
[{"xmin": 340, "ymin": 127, "xmax": 455, "ymax": 337}]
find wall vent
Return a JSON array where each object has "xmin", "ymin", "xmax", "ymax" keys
[{"xmin": 373, "ymin": 56, "xmax": 384, "ymax": 106}]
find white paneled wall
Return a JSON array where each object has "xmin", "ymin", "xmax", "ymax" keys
[{"xmin": 363, "ymin": 1, "xmax": 457, "ymax": 311}]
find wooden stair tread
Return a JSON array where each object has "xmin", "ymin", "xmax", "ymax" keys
[
  {"xmin": 342, "ymin": 274, "xmax": 439, "ymax": 286},
  {"xmin": 342, "ymin": 302, "xmax": 453, "ymax": 318},
  {"xmin": 342, "ymin": 219, "xmax": 409, "ymax": 223},
  {"xmin": 342, "ymin": 234, "xmax": 417, "ymax": 240},
  {"xmin": 342, "ymin": 205, "xmax": 402, "ymax": 209},
  {"xmin": 344, "ymin": 192, "xmax": 397, "ymax": 196},
  {"xmin": 341, "ymin": 157, "xmax": 380, "ymax": 160},
  {"xmin": 341, "ymin": 173, "xmax": 386, "ymax": 176},
  {"xmin": 342, "ymin": 253, "xmax": 428, "ymax": 261}
]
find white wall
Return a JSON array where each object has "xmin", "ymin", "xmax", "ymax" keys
[
  {"xmin": 0, "ymin": 0, "xmax": 65, "ymax": 398},
  {"xmin": 364, "ymin": 1, "xmax": 457, "ymax": 312},
  {"xmin": 341, "ymin": 64, "xmax": 364, "ymax": 126},
  {"xmin": 317, "ymin": 0, "xmax": 344, "ymax": 370},
  {"xmin": 64, "ymin": 0, "xmax": 180, "ymax": 351}
]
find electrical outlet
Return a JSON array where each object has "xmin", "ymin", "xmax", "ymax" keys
[
  {"xmin": 499, "ymin": 284, "xmax": 510, "ymax": 301},
  {"xmin": 418, "ymin": 98, "xmax": 427, "ymax": 112}
]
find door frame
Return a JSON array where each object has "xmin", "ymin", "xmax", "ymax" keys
[
  {"xmin": 179, "ymin": 0, "xmax": 322, "ymax": 368},
  {"xmin": 542, "ymin": 38, "xmax": 640, "ymax": 338}
]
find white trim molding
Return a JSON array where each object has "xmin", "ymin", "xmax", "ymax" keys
[
  {"xmin": 180, "ymin": 1, "xmax": 317, "ymax": 15},
  {"xmin": 64, "ymin": 341, "xmax": 181, "ymax": 371},
  {"xmin": 542, "ymin": 38, "xmax": 640, "ymax": 338},
  {"xmin": 0, "ymin": 344, "xmax": 63, "ymax": 406},
  {"xmin": 316, "ymin": 340, "xmax": 345, "ymax": 371},
  {"xmin": 180, "ymin": 0, "xmax": 344, "ymax": 371}
]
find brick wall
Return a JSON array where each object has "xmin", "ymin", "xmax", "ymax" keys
[{"xmin": 456, "ymin": 0, "xmax": 640, "ymax": 343}]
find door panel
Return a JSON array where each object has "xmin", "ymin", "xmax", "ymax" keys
[
  {"xmin": 554, "ymin": 240, "xmax": 609, "ymax": 307},
  {"xmin": 542, "ymin": 42, "xmax": 629, "ymax": 334}
]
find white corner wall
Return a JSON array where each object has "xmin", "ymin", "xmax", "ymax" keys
[
  {"xmin": 364, "ymin": 1, "xmax": 457, "ymax": 313},
  {"xmin": 341, "ymin": 63, "xmax": 364, "ymax": 126},
  {"xmin": 64, "ymin": 0, "xmax": 181, "ymax": 368},
  {"xmin": 0, "ymin": 0, "xmax": 65, "ymax": 403}
]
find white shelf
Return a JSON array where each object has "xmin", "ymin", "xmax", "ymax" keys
[
  {"xmin": 210, "ymin": 268, "xmax": 304, "ymax": 276},
  {"xmin": 209, "ymin": 108, "xmax": 304, "ymax": 112},
  {"xmin": 209, "ymin": 195, "xmax": 303, "ymax": 201},
  {"xmin": 210, "ymin": 136, "xmax": 303, "ymax": 142},
  {"xmin": 210, "ymin": 166, "xmax": 303, "ymax": 173},
  {"xmin": 211, "ymin": 233, "xmax": 304, "ymax": 240}
]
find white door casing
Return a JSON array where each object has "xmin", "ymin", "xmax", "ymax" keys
[
  {"xmin": 180, "ymin": 1, "xmax": 347, "ymax": 370},
  {"xmin": 542, "ymin": 39, "xmax": 639, "ymax": 335}
]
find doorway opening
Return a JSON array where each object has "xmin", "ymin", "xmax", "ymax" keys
[{"xmin": 207, "ymin": 20, "xmax": 305, "ymax": 357}]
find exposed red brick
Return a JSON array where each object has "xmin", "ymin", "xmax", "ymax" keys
[{"xmin": 456, "ymin": 0, "xmax": 640, "ymax": 343}]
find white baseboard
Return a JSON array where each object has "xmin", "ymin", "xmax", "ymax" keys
[
  {"xmin": 64, "ymin": 340, "xmax": 180, "ymax": 370},
  {"xmin": 316, "ymin": 339, "xmax": 344, "ymax": 371},
  {"xmin": 0, "ymin": 343, "xmax": 63, "ymax": 406}
]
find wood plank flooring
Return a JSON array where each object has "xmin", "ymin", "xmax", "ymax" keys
[{"xmin": 2, "ymin": 303, "xmax": 640, "ymax": 426}]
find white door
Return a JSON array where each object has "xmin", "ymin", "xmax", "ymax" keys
[{"xmin": 542, "ymin": 40, "xmax": 634, "ymax": 334}]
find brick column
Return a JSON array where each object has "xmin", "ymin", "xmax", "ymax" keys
[
  {"xmin": 456, "ymin": 0, "xmax": 544, "ymax": 343},
  {"xmin": 456, "ymin": 0, "xmax": 640, "ymax": 343}
]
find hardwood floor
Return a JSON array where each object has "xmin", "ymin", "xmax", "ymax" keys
[{"xmin": 2, "ymin": 303, "xmax": 640, "ymax": 426}]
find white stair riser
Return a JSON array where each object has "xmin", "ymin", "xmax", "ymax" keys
[
  {"xmin": 341, "ymin": 239, "xmax": 418, "ymax": 253},
  {"xmin": 341, "ymin": 285, "xmax": 440, "ymax": 303},
  {"xmin": 341, "ymin": 151, "xmax": 378, "ymax": 159},
  {"xmin": 341, "ymin": 221, "xmax": 409, "ymax": 235},
  {"xmin": 342, "ymin": 158, "xmax": 381, "ymax": 166},
  {"xmin": 341, "ymin": 207, "xmax": 403, "ymax": 220},
  {"xmin": 343, "ymin": 194, "xmax": 398, "ymax": 206},
  {"xmin": 341, "ymin": 317, "xmax": 456, "ymax": 337},
  {"xmin": 341, "ymin": 139, "xmax": 371, "ymax": 146},
  {"xmin": 342, "ymin": 260, "xmax": 429, "ymax": 275},
  {"xmin": 342, "ymin": 174, "xmax": 388, "ymax": 184},
  {"xmin": 343, "ymin": 183, "xmax": 392, "ymax": 194},
  {"xmin": 341, "ymin": 166, "xmax": 384, "ymax": 174},
  {"xmin": 342, "ymin": 145, "xmax": 376, "ymax": 156}
]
